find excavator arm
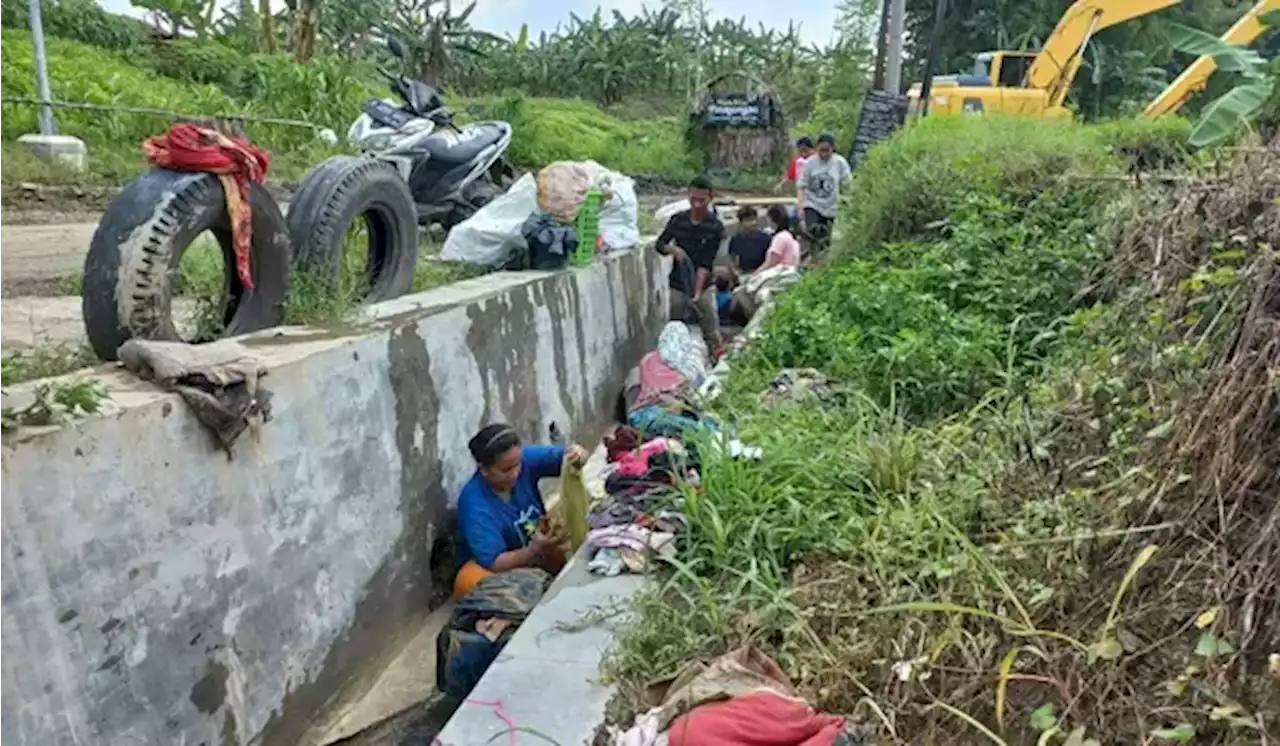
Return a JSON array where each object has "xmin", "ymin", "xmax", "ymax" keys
[
  {"xmin": 1144, "ymin": 0, "xmax": 1280, "ymax": 117},
  {"xmin": 1027, "ymin": 0, "xmax": 1181, "ymax": 108}
]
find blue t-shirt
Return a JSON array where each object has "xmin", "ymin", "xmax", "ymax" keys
[
  {"xmin": 716, "ymin": 289, "xmax": 734, "ymax": 325},
  {"xmin": 456, "ymin": 444, "xmax": 566, "ymax": 569}
]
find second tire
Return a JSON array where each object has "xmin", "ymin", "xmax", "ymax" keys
[{"xmin": 287, "ymin": 156, "xmax": 419, "ymax": 303}]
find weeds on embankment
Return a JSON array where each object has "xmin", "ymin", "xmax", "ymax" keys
[{"xmin": 603, "ymin": 117, "xmax": 1278, "ymax": 744}]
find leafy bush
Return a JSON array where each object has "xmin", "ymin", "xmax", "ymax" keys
[
  {"xmin": 1, "ymin": 31, "xmax": 699, "ymax": 182},
  {"xmin": 840, "ymin": 115, "xmax": 1118, "ymax": 253},
  {"xmin": 2, "ymin": 30, "xmax": 239, "ymax": 179},
  {"xmin": 146, "ymin": 40, "xmax": 253, "ymax": 90},
  {"xmin": 1091, "ymin": 115, "xmax": 1193, "ymax": 170},
  {"xmin": 1, "ymin": 0, "xmax": 146, "ymax": 53},
  {"xmin": 749, "ymin": 117, "xmax": 1119, "ymax": 417},
  {"xmin": 1, "ymin": 30, "xmax": 362, "ymax": 179},
  {"xmin": 466, "ymin": 91, "xmax": 697, "ymax": 179}
]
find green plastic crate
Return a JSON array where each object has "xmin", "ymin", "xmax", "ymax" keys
[{"xmin": 572, "ymin": 190, "xmax": 601, "ymax": 266}]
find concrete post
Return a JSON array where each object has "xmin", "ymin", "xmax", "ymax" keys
[
  {"xmin": 28, "ymin": 0, "xmax": 56, "ymax": 136},
  {"xmin": 884, "ymin": 0, "xmax": 906, "ymax": 94}
]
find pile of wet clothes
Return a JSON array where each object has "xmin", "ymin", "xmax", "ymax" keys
[
  {"xmin": 608, "ymin": 646, "xmax": 871, "ymax": 746},
  {"xmin": 585, "ymin": 426, "xmax": 694, "ymax": 576},
  {"xmin": 595, "ymin": 321, "xmax": 763, "ymax": 576}
]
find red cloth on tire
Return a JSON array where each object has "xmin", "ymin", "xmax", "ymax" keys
[
  {"xmin": 143, "ymin": 123, "xmax": 270, "ymax": 290},
  {"xmin": 666, "ymin": 691, "xmax": 845, "ymax": 746}
]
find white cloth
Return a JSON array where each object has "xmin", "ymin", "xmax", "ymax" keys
[
  {"xmin": 657, "ymin": 322, "xmax": 707, "ymax": 387},
  {"xmin": 442, "ymin": 162, "xmax": 640, "ymax": 266},
  {"xmin": 612, "ymin": 710, "xmax": 668, "ymax": 746}
]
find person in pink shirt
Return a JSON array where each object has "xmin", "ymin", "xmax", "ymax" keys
[{"xmin": 758, "ymin": 204, "xmax": 801, "ymax": 271}]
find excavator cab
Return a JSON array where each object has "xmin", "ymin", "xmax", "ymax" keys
[
  {"xmin": 984, "ymin": 51, "xmax": 1036, "ymax": 88},
  {"xmin": 907, "ymin": 51, "xmax": 1043, "ymax": 116}
]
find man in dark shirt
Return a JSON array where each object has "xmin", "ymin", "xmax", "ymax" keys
[
  {"xmin": 727, "ymin": 205, "xmax": 770, "ymax": 272},
  {"xmin": 655, "ymin": 176, "xmax": 725, "ymax": 354}
]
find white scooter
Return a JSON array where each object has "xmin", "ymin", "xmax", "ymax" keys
[{"xmin": 348, "ymin": 37, "xmax": 515, "ymax": 228}]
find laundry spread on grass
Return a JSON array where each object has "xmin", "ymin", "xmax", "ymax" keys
[{"xmin": 606, "ymin": 647, "xmax": 871, "ymax": 746}]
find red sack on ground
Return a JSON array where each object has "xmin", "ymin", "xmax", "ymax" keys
[{"xmin": 666, "ymin": 691, "xmax": 845, "ymax": 746}]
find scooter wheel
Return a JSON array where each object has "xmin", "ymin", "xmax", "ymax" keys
[{"xmin": 287, "ymin": 156, "xmax": 418, "ymax": 303}]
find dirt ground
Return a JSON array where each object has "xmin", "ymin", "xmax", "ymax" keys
[
  {"xmin": 1, "ymin": 222, "xmax": 99, "ymax": 296},
  {"xmin": 1, "ymin": 296, "xmax": 87, "ymax": 351}
]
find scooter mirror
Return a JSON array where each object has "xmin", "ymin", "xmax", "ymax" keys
[{"xmin": 386, "ymin": 36, "xmax": 408, "ymax": 59}]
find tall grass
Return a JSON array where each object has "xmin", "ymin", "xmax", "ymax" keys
[{"xmin": 603, "ymin": 116, "xmax": 1269, "ymax": 744}]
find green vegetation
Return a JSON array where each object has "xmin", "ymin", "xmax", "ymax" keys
[
  {"xmin": 606, "ymin": 117, "xmax": 1278, "ymax": 744},
  {"xmin": 0, "ymin": 28, "xmax": 714, "ymax": 186},
  {"xmin": 1, "ymin": 344, "xmax": 108, "ymax": 428}
]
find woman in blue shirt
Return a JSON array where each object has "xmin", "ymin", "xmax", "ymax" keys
[{"xmin": 452, "ymin": 424, "xmax": 588, "ymax": 599}]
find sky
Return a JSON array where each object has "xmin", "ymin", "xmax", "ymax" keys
[{"xmin": 97, "ymin": 0, "xmax": 842, "ymax": 46}]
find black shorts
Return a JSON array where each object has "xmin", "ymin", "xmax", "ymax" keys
[{"xmin": 803, "ymin": 208, "xmax": 834, "ymax": 231}]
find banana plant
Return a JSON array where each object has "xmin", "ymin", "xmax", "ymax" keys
[{"xmin": 1165, "ymin": 20, "xmax": 1278, "ymax": 147}]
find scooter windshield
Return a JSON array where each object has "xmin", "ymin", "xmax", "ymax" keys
[{"xmin": 398, "ymin": 78, "xmax": 444, "ymax": 117}]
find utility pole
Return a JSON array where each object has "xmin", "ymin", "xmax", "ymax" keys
[
  {"xmin": 883, "ymin": 0, "xmax": 906, "ymax": 94},
  {"xmin": 918, "ymin": 0, "xmax": 948, "ymax": 115},
  {"xmin": 28, "ymin": 0, "xmax": 56, "ymax": 135},
  {"xmin": 694, "ymin": 0, "xmax": 707, "ymax": 94},
  {"xmin": 872, "ymin": 0, "xmax": 890, "ymax": 90}
]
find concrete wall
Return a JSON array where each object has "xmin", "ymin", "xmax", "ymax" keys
[{"xmin": 0, "ymin": 248, "xmax": 667, "ymax": 746}]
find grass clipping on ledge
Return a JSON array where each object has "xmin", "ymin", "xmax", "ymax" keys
[{"xmin": 601, "ymin": 143, "xmax": 1280, "ymax": 744}]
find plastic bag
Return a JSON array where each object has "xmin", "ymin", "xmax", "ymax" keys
[
  {"xmin": 599, "ymin": 175, "xmax": 640, "ymax": 250},
  {"xmin": 537, "ymin": 161, "xmax": 614, "ymax": 223},
  {"xmin": 442, "ymin": 165, "xmax": 642, "ymax": 266},
  {"xmin": 439, "ymin": 173, "xmax": 538, "ymax": 267}
]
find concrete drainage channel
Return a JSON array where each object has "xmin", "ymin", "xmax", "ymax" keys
[{"xmin": 0, "ymin": 245, "xmax": 668, "ymax": 745}]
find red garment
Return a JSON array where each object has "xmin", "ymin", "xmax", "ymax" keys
[
  {"xmin": 633, "ymin": 351, "xmax": 690, "ymax": 409},
  {"xmin": 613, "ymin": 438, "xmax": 672, "ymax": 477},
  {"xmin": 605, "ymin": 427, "xmax": 640, "ymax": 462},
  {"xmin": 784, "ymin": 154, "xmax": 807, "ymax": 182},
  {"xmin": 143, "ymin": 123, "xmax": 270, "ymax": 290},
  {"xmin": 667, "ymin": 691, "xmax": 844, "ymax": 746}
]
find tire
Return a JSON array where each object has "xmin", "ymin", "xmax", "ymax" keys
[
  {"xmin": 287, "ymin": 155, "xmax": 418, "ymax": 303},
  {"xmin": 82, "ymin": 169, "xmax": 292, "ymax": 361}
]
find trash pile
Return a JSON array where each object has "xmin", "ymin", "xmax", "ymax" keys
[
  {"xmin": 607, "ymin": 647, "xmax": 871, "ymax": 746},
  {"xmin": 441, "ymin": 160, "xmax": 640, "ymax": 269}
]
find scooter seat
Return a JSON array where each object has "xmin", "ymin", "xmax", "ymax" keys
[{"xmin": 422, "ymin": 123, "xmax": 508, "ymax": 164}]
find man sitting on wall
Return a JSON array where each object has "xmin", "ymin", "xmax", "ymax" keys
[{"xmin": 654, "ymin": 176, "xmax": 725, "ymax": 356}]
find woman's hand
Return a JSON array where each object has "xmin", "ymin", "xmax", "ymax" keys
[
  {"xmin": 531, "ymin": 522, "xmax": 566, "ymax": 556},
  {"xmin": 565, "ymin": 443, "xmax": 588, "ymax": 465}
]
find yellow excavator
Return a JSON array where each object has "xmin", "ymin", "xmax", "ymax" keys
[
  {"xmin": 905, "ymin": 0, "xmax": 1279, "ymax": 118},
  {"xmin": 1145, "ymin": 0, "xmax": 1279, "ymax": 116}
]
